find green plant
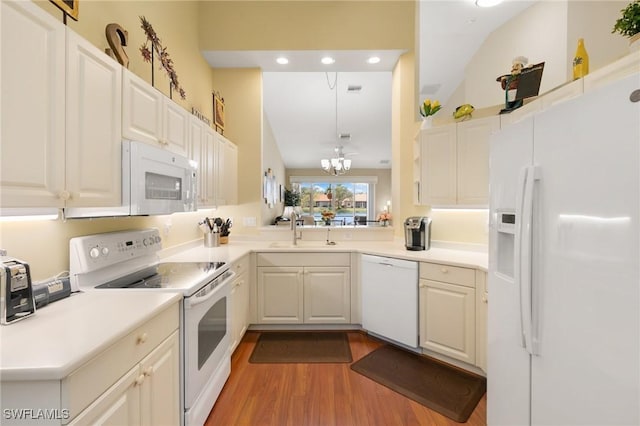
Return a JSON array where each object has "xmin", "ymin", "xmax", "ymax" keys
[
  {"xmin": 284, "ymin": 188, "xmax": 300, "ymax": 206},
  {"xmin": 612, "ymin": 0, "xmax": 640, "ymax": 37}
]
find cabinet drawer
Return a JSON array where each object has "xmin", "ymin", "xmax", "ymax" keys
[
  {"xmin": 257, "ymin": 252, "xmax": 350, "ymax": 267},
  {"xmin": 231, "ymin": 254, "xmax": 250, "ymax": 277},
  {"xmin": 420, "ymin": 262, "xmax": 475, "ymax": 288},
  {"xmin": 62, "ymin": 301, "xmax": 179, "ymax": 419}
]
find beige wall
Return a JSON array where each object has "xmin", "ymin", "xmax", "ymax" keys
[{"xmin": 198, "ymin": 1, "xmax": 414, "ymax": 51}]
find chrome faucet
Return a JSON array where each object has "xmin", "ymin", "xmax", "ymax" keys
[{"xmin": 291, "ymin": 211, "xmax": 302, "ymax": 245}]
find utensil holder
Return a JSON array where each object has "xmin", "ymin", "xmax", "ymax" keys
[{"xmin": 204, "ymin": 233, "xmax": 219, "ymax": 247}]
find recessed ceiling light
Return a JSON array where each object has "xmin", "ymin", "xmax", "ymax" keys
[
  {"xmin": 276, "ymin": 57, "xmax": 289, "ymax": 65},
  {"xmin": 475, "ymin": 0, "xmax": 504, "ymax": 7},
  {"xmin": 367, "ymin": 56, "xmax": 381, "ymax": 64},
  {"xmin": 321, "ymin": 56, "xmax": 335, "ymax": 65}
]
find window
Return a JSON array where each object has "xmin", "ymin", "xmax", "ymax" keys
[{"xmin": 290, "ymin": 177, "xmax": 377, "ymax": 225}]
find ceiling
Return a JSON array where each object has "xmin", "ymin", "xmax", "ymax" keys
[{"xmin": 203, "ymin": 0, "xmax": 536, "ymax": 170}]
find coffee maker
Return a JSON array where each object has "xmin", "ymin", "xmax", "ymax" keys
[
  {"xmin": 1, "ymin": 257, "xmax": 36, "ymax": 325},
  {"xmin": 404, "ymin": 217, "xmax": 432, "ymax": 251}
]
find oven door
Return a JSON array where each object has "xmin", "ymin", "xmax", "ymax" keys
[{"xmin": 183, "ymin": 270, "xmax": 234, "ymax": 420}]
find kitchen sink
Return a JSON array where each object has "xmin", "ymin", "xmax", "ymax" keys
[{"xmin": 268, "ymin": 241, "xmax": 339, "ymax": 249}]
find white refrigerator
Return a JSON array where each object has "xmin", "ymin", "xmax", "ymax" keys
[{"xmin": 488, "ymin": 72, "xmax": 639, "ymax": 425}]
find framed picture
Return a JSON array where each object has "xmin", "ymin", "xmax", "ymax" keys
[
  {"xmin": 50, "ymin": 0, "xmax": 79, "ymax": 20},
  {"xmin": 213, "ymin": 93, "xmax": 225, "ymax": 133}
]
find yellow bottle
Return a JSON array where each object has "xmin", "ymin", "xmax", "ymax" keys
[{"xmin": 572, "ymin": 38, "xmax": 589, "ymax": 80}]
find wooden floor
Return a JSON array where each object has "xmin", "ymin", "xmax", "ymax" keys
[{"xmin": 205, "ymin": 331, "xmax": 487, "ymax": 426}]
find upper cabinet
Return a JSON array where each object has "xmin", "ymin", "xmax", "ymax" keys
[
  {"xmin": 189, "ymin": 118, "xmax": 238, "ymax": 208},
  {"xmin": 122, "ymin": 69, "xmax": 189, "ymax": 157},
  {"xmin": 1, "ymin": 0, "xmax": 66, "ymax": 209},
  {"xmin": 418, "ymin": 116, "xmax": 498, "ymax": 207},
  {"xmin": 215, "ymin": 134, "xmax": 238, "ymax": 206},
  {"xmin": 65, "ymin": 29, "xmax": 122, "ymax": 208},
  {"xmin": 1, "ymin": 1, "xmax": 121, "ymax": 210}
]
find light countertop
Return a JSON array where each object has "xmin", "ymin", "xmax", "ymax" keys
[
  {"xmin": 161, "ymin": 240, "xmax": 488, "ymax": 271},
  {"xmin": 0, "ymin": 291, "xmax": 181, "ymax": 381}
]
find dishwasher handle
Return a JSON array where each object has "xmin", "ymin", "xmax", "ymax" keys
[{"xmin": 361, "ymin": 254, "xmax": 417, "ymax": 271}]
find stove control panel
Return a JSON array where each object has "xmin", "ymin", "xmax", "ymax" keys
[{"xmin": 70, "ymin": 229, "xmax": 162, "ymax": 275}]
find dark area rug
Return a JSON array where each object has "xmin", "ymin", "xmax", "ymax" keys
[
  {"xmin": 350, "ymin": 344, "xmax": 486, "ymax": 423},
  {"xmin": 249, "ymin": 331, "xmax": 353, "ymax": 363}
]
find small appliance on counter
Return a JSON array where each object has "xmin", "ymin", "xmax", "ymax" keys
[
  {"xmin": 1, "ymin": 256, "xmax": 36, "ymax": 324},
  {"xmin": 404, "ymin": 217, "xmax": 432, "ymax": 251}
]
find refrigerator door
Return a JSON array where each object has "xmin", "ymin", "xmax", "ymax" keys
[
  {"xmin": 531, "ymin": 73, "xmax": 639, "ymax": 424},
  {"xmin": 488, "ymin": 117, "xmax": 534, "ymax": 425}
]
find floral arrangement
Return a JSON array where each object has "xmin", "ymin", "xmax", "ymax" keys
[
  {"xmin": 321, "ymin": 210, "xmax": 336, "ymax": 220},
  {"xmin": 139, "ymin": 16, "xmax": 186, "ymax": 100},
  {"xmin": 419, "ymin": 98, "xmax": 442, "ymax": 118},
  {"xmin": 377, "ymin": 212, "xmax": 391, "ymax": 222}
]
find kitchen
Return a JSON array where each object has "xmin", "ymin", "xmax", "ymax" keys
[{"xmin": 1, "ymin": 0, "xmax": 639, "ymax": 425}]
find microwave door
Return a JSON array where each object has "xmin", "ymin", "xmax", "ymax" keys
[{"xmin": 130, "ymin": 142, "xmax": 194, "ymax": 215}]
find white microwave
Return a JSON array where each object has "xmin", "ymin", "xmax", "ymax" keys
[{"xmin": 65, "ymin": 140, "xmax": 197, "ymax": 218}]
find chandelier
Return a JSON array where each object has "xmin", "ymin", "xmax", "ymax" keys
[
  {"xmin": 321, "ymin": 146, "xmax": 352, "ymax": 176},
  {"xmin": 321, "ymin": 72, "xmax": 352, "ymax": 176}
]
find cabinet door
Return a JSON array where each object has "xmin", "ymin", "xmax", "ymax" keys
[
  {"xmin": 230, "ymin": 274, "xmax": 249, "ymax": 353},
  {"xmin": 303, "ymin": 267, "xmax": 351, "ymax": 324},
  {"xmin": 65, "ymin": 29, "xmax": 122, "ymax": 208},
  {"xmin": 257, "ymin": 267, "xmax": 303, "ymax": 323},
  {"xmin": 456, "ymin": 116, "xmax": 498, "ymax": 206},
  {"xmin": 122, "ymin": 69, "xmax": 163, "ymax": 145},
  {"xmin": 202, "ymin": 128, "xmax": 218, "ymax": 207},
  {"xmin": 162, "ymin": 98, "xmax": 189, "ymax": 156},
  {"xmin": 421, "ymin": 124, "xmax": 457, "ymax": 206},
  {"xmin": 69, "ymin": 367, "xmax": 141, "ymax": 426},
  {"xmin": 419, "ymin": 279, "xmax": 476, "ymax": 364},
  {"xmin": 221, "ymin": 139, "xmax": 238, "ymax": 205},
  {"xmin": 1, "ymin": 0, "xmax": 65, "ymax": 208},
  {"xmin": 189, "ymin": 118, "xmax": 206, "ymax": 206},
  {"xmin": 140, "ymin": 331, "xmax": 180, "ymax": 426}
]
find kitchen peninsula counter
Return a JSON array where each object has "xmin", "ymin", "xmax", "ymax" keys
[{"xmin": 0, "ymin": 291, "xmax": 181, "ymax": 381}]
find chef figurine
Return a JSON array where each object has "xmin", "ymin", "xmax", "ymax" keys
[{"xmin": 497, "ymin": 56, "xmax": 529, "ymax": 113}]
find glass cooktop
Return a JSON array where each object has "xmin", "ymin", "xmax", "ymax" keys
[{"xmin": 96, "ymin": 262, "xmax": 227, "ymax": 291}]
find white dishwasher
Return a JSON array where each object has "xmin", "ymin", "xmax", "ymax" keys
[{"xmin": 361, "ymin": 254, "xmax": 419, "ymax": 349}]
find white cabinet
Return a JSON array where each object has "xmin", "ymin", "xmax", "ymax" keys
[
  {"xmin": 122, "ymin": 69, "xmax": 188, "ymax": 156},
  {"xmin": 418, "ymin": 116, "xmax": 499, "ymax": 207},
  {"xmin": 1, "ymin": 0, "xmax": 66, "ymax": 209},
  {"xmin": 229, "ymin": 255, "xmax": 251, "ymax": 353},
  {"xmin": 419, "ymin": 262, "xmax": 476, "ymax": 364},
  {"xmin": 1, "ymin": 1, "xmax": 123, "ymax": 212},
  {"xmin": 475, "ymin": 270, "xmax": 488, "ymax": 373},
  {"xmin": 69, "ymin": 331, "xmax": 180, "ymax": 426},
  {"xmin": 65, "ymin": 303, "xmax": 180, "ymax": 425},
  {"xmin": 65, "ymin": 29, "xmax": 122, "ymax": 208},
  {"xmin": 189, "ymin": 119, "xmax": 238, "ymax": 208},
  {"xmin": 256, "ymin": 252, "xmax": 351, "ymax": 324},
  {"xmin": 215, "ymin": 134, "xmax": 238, "ymax": 206}
]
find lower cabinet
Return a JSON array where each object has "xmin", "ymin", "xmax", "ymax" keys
[
  {"xmin": 69, "ymin": 331, "xmax": 180, "ymax": 426},
  {"xmin": 229, "ymin": 254, "xmax": 250, "ymax": 353},
  {"xmin": 256, "ymin": 252, "xmax": 351, "ymax": 324},
  {"xmin": 419, "ymin": 262, "xmax": 476, "ymax": 365}
]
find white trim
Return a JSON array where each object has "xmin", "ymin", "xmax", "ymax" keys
[{"xmin": 289, "ymin": 175, "xmax": 378, "ymax": 184}]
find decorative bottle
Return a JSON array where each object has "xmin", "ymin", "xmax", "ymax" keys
[{"xmin": 572, "ymin": 38, "xmax": 589, "ymax": 80}]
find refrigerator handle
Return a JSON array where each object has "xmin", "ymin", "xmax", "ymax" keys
[
  {"xmin": 514, "ymin": 167, "xmax": 528, "ymax": 349},
  {"xmin": 519, "ymin": 165, "xmax": 540, "ymax": 355}
]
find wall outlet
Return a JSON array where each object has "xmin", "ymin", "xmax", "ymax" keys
[
  {"xmin": 163, "ymin": 218, "xmax": 172, "ymax": 236},
  {"xmin": 343, "ymin": 232, "xmax": 352, "ymax": 240},
  {"xmin": 243, "ymin": 217, "xmax": 257, "ymax": 227}
]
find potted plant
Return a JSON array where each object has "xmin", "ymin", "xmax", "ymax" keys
[
  {"xmin": 284, "ymin": 187, "xmax": 300, "ymax": 207},
  {"xmin": 612, "ymin": 0, "xmax": 640, "ymax": 50}
]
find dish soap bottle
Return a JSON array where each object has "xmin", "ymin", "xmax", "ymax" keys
[{"xmin": 572, "ymin": 38, "xmax": 589, "ymax": 80}]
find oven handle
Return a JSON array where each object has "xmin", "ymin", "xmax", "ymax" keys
[{"xmin": 186, "ymin": 270, "xmax": 236, "ymax": 308}]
